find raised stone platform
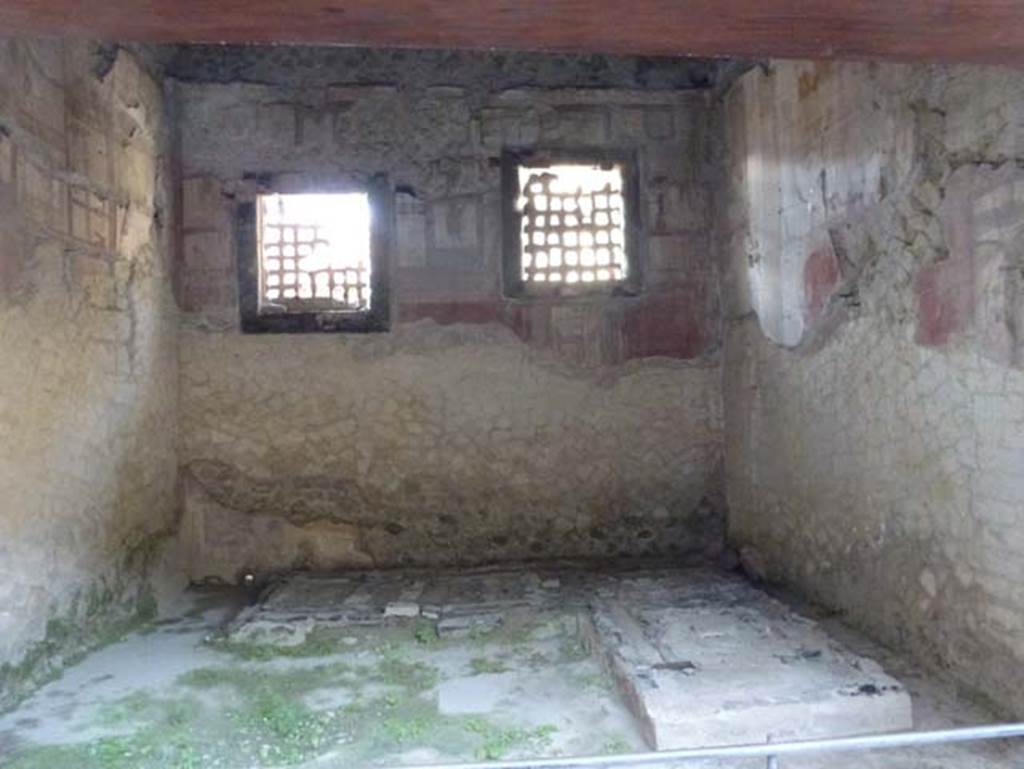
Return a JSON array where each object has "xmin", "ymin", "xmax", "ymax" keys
[
  {"xmin": 227, "ymin": 565, "xmax": 913, "ymax": 749},
  {"xmin": 582, "ymin": 572, "xmax": 912, "ymax": 748}
]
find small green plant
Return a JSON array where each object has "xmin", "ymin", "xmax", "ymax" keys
[
  {"xmin": 413, "ymin": 621, "xmax": 439, "ymax": 646},
  {"xmin": 601, "ymin": 735, "xmax": 632, "ymax": 754},
  {"xmin": 377, "ymin": 713, "xmax": 431, "ymax": 744},
  {"xmin": 464, "ymin": 718, "xmax": 557, "ymax": 760},
  {"xmin": 369, "ymin": 657, "xmax": 440, "ymax": 691}
]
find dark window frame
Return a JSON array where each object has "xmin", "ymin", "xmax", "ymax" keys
[
  {"xmin": 236, "ymin": 176, "xmax": 392, "ymax": 334},
  {"xmin": 501, "ymin": 148, "xmax": 643, "ymax": 299}
]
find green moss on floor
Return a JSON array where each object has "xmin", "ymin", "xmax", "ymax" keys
[
  {"xmin": 7, "ymin": 658, "xmax": 557, "ymax": 769},
  {"xmin": 5, "ymin": 609, "xmax": 632, "ymax": 769},
  {"xmin": 464, "ymin": 718, "xmax": 557, "ymax": 760},
  {"xmin": 600, "ymin": 735, "xmax": 632, "ymax": 755},
  {"xmin": 179, "ymin": 661, "xmax": 355, "ymax": 696}
]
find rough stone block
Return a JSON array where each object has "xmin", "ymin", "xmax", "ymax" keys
[{"xmin": 383, "ymin": 601, "xmax": 421, "ymax": 618}]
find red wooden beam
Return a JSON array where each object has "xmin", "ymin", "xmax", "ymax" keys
[{"xmin": 1, "ymin": 0, "xmax": 1022, "ymax": 65}]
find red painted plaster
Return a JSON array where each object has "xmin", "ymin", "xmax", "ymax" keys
[
  {"xmin": 915, "ymin": 257, "xmax": 973, "ymax": 347},
  {"xmin": 622, "ymin": 289, "xmax": 706, "ymax": 360},
  {"xmin": 802, "ymin": 244, "xmax": 841, "ymax": 325}
]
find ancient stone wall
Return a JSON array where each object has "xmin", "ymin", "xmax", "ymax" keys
[
  {"xmin": 172, "ymin": 49, "xmax": 725, "ymax": 578},
  {"xmin": 0, "ymin": 40, "xmax": 178, "ymax": 706},
  {"xmin": 722, "ymin": 60, "xmax": 1024, "ymax": 714}
]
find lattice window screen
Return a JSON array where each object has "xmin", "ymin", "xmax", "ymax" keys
[
  {"xmin": 258, "ymin": 193, "xmax": 372, "ymax": 312},
  {"xmin": 517, "ymin": 164, "xmax": 627, "ymax": 285}
]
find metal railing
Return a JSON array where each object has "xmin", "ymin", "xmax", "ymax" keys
[{"xmin": 392, "ymin": 723, "xmax": 1024, "ymax": 769}]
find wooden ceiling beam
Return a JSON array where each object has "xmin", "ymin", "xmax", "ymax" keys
[{"xmin": 1, "ymin": 0, "xmax": 1023, "ymax": 65}]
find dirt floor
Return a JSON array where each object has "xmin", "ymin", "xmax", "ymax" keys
[{"xmin": 0, "ymin": 565, "xmax": 1022, "ymax": 769}]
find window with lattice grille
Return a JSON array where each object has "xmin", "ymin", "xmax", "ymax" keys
[
  {"xmin": 258, "ymin": 193, "xmax": 371, "ymax": 312},
  {"xmin": 503, "ymin": 152, "xmax": 639, "ymax": 297},
  {"xmin": 237, "ymin": 182, "xmax": 391, "ymax": 333}
]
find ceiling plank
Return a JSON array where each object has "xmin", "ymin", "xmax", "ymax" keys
[{"xmin": 1, "ymin": 0, "xmax": 1023, "ymax": 65}]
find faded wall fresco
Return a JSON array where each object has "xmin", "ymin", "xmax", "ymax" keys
[
  {"xmin": 722, "ymin": 60, "xmax": 1024, "ymax": 715},
  {"xmin": 173, "ymin": 50, "xmax": 726, "ymax": 579}
]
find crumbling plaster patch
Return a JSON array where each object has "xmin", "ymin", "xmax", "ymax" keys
[
  {"xmin": 181, "ymin": 321, "xmax": 724, "ymax": 579},
  {"xmin": 723, "ymin": 60, "xmax": 1024, "ymax": 714}
]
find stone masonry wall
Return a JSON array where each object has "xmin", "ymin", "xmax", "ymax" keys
[
  {"xmin": 0, "ymin": 40, "xmax": 178, "ymax": 706},
  {"xmin": 173, "ymin": 49, "xmax": 724, "ymax": 579},
  {"xmin": 722, "ymin": 60, "xmax": 1024, "ymax": 714}
]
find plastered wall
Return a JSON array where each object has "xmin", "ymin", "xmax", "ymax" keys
[
  {"xmin": 0, "ymin": 40, "xmax": 178, "ymax": 705},
  {"xmin": 173, "ymin": 49, "xmax": 726, "ymax": 579},
  {"xmin": 3, "ymin": 39, "xmax": 1024, "ymax": 722},
  {"xmin": 722, "ymin": 60, "xmax": 1024, "ymax": 714}
]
